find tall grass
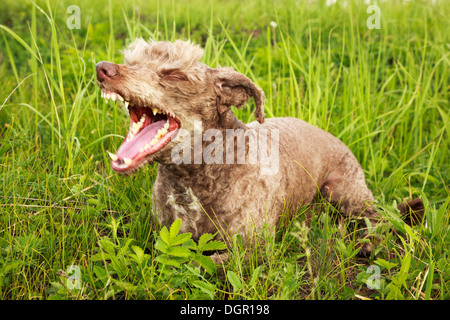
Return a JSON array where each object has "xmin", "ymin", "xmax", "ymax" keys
[{"xmin": 0, "ymin": 0, "xmax": 448, "ymax": 300}]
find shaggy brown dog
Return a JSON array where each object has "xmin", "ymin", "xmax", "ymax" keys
[{"xmin": 96, "ymin": 39, "xmax": 420, "ymax": 261}]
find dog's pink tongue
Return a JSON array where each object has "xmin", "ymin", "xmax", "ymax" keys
[{"xmin": 116, "ymin": 120, "xmax": 166, "ymax": 159}]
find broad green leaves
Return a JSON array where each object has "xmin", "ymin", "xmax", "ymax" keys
[
  {"xmin": 57, "ymin": 219, "xmax": 228, "ymax": 300},
  {"xmin": 155, "ymin": 219, "xmax": 227, "ymax": 275}
]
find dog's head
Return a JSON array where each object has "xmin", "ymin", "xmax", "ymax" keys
[{"xmin": 96, "ymin": 38, "xmax": 265, "ymax": 174}]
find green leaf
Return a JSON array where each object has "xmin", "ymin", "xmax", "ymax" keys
[
  {"xmin": 47, "ymin": 294, "xmax": 64, "ymax": 300},
  {"xmin": 131, "ymin": 245, "xmax": 144, "ymax": 259},
  {"xmin": 397, "ymin": 252, "xmax": 411, "ymax": 286},
  {"xmin": 185, "ymin": 265, "xmax": 202, "ymax": 277},
  {"xmin": 87, "ymin": 198, "xmax": 101, "ymax": 206},
  {"xmin": 430, "ymin": 197, "xmax": 449, "ymax": 238},
  {"xmin": 196, "ymin": 233, "xmax": 226, "ymax": 252},
  {"xmin": 90, "ymin": 251, "xmax": 112, "ymax": 262},
  {"xmin": 404, "ymin": 225, "xmax": 419, "ymax": 243},
  {"xmin": 93, "ymin": 265, "xmax": 109, "ymax": 284},
  {"xmin": 155, "ymin": 255, "xmax": 182, "ymax": 268},
  {"xmin": 0, "ymin": 25, "xmax": 42, "ymax": 63},
  {"xmin": 194, "ymin": 255, "xmax": 216, "ymax": 274},
  {"xmin": 169, "ymin": 219, "xmax": 182, "ymax": 240},
  {"xmin": 167, "ymin": 246, "xmax": 192, "ymax": 258},
  {"xmin": 436, "ymin": 258, "xmax": 449, "ymax": 272},
  {"xmin": 182, "ymin": 239, "xmax": 197, "ymax": 250},
  {"xmin": 155, "ymin": 238, "xmax": 168, "ymax": 254},
  {"xmin": 117, "ymin": 238, "xmax": 134, "ymax": 257},
  {"xmin": 227, "ymin": 271, "xmax": 243, "ymax": 292},
  {"xmin": 386, "ymin": 283, "xmax": 404, "ymax": 299},
  {"xmin": 198, "ymin": 233, "xmax": 215, "ymax": 249},
  {"xmin": 113, "ymin": 280, "xmax": 138, "ymax": 293},
  {"xmin": 130, "ymin": 245, "xmax": 148, "ymax": 265},
  {"xmin": 425, "ymin": 260, "xmax": 435, "ymax": 300},
  {"xmin": 382, "ymin": 209, "xmax": 406, "ymax": 234},
  {"xmin": 192, "ymin": 280, "xmax": 216, "ymax": 299},
  {"xmin": 98, "ymin": 238, "xmax": 118, "ymax": 255},
  {"xmin": 2, "ymin": 261, "xmax": 22, "ymax": 274},
  {"xmin": 249, "ymin": 266, "xmax": 262, "ymax": 286},
  {"xmin": 201, "ymin": 240, "xmax": 227, "ymax": 252},
  {"xmin": 160, "ymin": 226, "xmax": 170, "ymax": 245},
  {"xmin": 388, "ymin": 252, "xmax": 411, "ymax": 299},
  {"xmin": 104, "ymin": 289, "xmax": 117, "ymax": 300},
  {"xmin": 171, "ymin": 233, "xmax": 193, "ymax": 246},
  {"xmin": 110, "ymin": 255, "xmax": 127, "ymax": 277},
  {"xmin": 375, "ymin": 258, "xmax": 398, "ymax": 270}
]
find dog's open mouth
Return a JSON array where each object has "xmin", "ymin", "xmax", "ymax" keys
[{"xmin": 102, "ymin": 89, "xmax": 181, "ymax": 172}]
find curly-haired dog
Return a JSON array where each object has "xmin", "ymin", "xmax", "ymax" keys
[{"xmin": 96, "ymin": 39, "xmax": 421, "ymax": 261}]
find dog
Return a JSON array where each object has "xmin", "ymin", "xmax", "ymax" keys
[{"xmin": 96, "ymin": 39, "xmax": 422, "ymax": 262}]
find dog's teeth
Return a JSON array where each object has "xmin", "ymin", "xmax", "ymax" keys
[
  {"xmin": 140, "ymin": 114, "xmax": 146, "ymax": 123},
  {"xmin": 127, "ymin": 132, "xmax": 135, "ymax": 141},
  {"xmin": 152, "ymin": 107, "xmax": 161, "ymax": 115},
  {"xmin": 131, "ymin": 121, "xmax": 143, "ymax": 134},
  {"xmin": 140, "ymin": 143, "xmax": 152, "ymax": 154},
  {"xmin": 108, "ymin": 151, "xmax": 118, "ymax": 161},
  {"xmin": 164, "ymin": 121, "xmax": 169, "ymax": 130},
  {"xmin": 124, "ymin": 158, "xmax": 132, "ymax": 166},
  {"xmin": 117, "ymin": 95, "xmax": 124, "ymax": 102},
  {"xmin": 124, "ymin": 101, "xmax": 129, "ymax": 109},
  {"xmin": 156, "ymin": 128, "xmax": 168, "ymax": 139}
]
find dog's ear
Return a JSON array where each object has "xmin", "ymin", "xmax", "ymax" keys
[
  {"xmin": 213, "ymin": 67, "xmax": 265, "ymax": 123},
  {"xmin": 159, "ymin": 67, "xmax": 190, "ymax": 82}
]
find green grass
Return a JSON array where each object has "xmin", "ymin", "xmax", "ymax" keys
[{"xmin": 0, "ymin": 0, "xmax": 448, "ymax": 300}]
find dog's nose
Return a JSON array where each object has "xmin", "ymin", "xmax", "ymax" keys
[{"xmin": 96, "ymin": 61, "xmax": 118, "ymax": 82}]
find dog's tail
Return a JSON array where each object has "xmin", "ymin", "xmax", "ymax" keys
[{"xmin": 397, "ymin": 198, "xmax": 425, "ymax": 226}]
